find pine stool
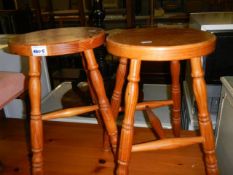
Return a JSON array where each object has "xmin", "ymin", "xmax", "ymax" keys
[
  {"xmin": 8, "ymin": 27, "xmax": 118, "ymax": 175},
  {"xmin": 106, "ymin": 28, "xmax": 218, "ymax": 175}
]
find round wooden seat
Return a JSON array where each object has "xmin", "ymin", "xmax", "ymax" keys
[
  {"xmin": 8, "ymin": 27, "xmax": 105, "ymax": 56},
  {"xmin": 8, "ymin": 27, "xmax": 117, "ymax": 175},
  {"xmin": 107, "ymin": 28, "xmax": 216, "ymax": 61},
  {"xmin": 107, "ymin": 27, "xmax": 218, "ymax": 175}
]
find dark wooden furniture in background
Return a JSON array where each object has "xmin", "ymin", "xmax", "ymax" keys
[
  {"xmin": 107, "ymin": 28, "xmax": 218, "ymax": 175},
  {"xmin": 125, "ymin": 0, "xmax": 135, "ymax": 28},
  {"xmin": 0, "ymin": 0, "xmax": 188, "ymax": 85},
  {"xmin": 0, "ymin": 9, "xmax": 33, "ymax": 34},
  {"xmin": 205, "ymin": 31, "xmax": 233, "ymax": 84},
  {"xmin": 31, "ymin": 0, "xmax": 86, "ymax": 28},
  {"xmin": 8, "ymin": 27, "xmax": 117, "ymax": 175}
]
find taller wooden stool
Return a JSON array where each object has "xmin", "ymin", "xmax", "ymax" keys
[
  {"xmin": 8, "ymin": 27, "xmax": 117, "ymax": 175},
  {"xmin": 107, "ymin": 28, "xmax": 218, "ymax": 175}
]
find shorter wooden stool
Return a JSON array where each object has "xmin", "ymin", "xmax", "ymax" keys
[
  {"xmin": 107, "ymin": 28, "xmax": 218, "ymax": 175},
  {"xmin": 8, "ymin": 27, "xmax": 117, "ymax": 175}
]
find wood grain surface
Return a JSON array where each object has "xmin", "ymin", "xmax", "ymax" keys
[
  {"xmin": 107, "ymin": 28, "xmax": 216, "ymax": 61},
  {"xmin": 8, "ymin": 27, "xmax": 105, "ymax": 56},
  {"xmin": 0, "ymin": 119, "xmax": 206, "ymax": 175}
]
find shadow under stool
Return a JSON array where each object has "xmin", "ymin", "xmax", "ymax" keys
[
  {"xmin": 106, "ymin": 28, "xmax": 219, "ymax": 175},
  {"xmin": 8, "ymin": 27, "xmax": 118, "ymax": 175}
]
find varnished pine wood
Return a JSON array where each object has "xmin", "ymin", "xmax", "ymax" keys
[
  {"xmin": 190, "ymin": 57, "xmax": 218, "ymax": 175},
  {"xmin": 42, "ymin": 105, "xmax": 98, "ymax": 120},
  {"xmin": 8, "ymin": 27, "xmax": 105, "ymax": 56},
  {"xmin": 106, "ymin": 57, "xmax": 128, "ymax": 152},
  {"xmin": 111, "ymin": 58, "xmax": 128, "ymax": 119},
  {"xmin": 145, "ymin": 107, "xmax": 165, "ymax": 139},
  {"xmin": 81, "ymin": 53, "xmax": 103, "ymax": 125},
  {"xmin": 107, "ymin": 28, "xmax": 218, "ymax": 175},
  {"xmin": 0, "ymin": 119, "xmax": 207, "ymax": 175},
  {"xmin": 119, "ymin": 100, "xmax": 173, "ymax": 112},
  {"xmin": 29, "ymin": 56, "xmax": 43, "ymax": 175},
  {"xmin": 8, "ymin": 27, "xmax": 117, "ymax": 175},
  {"xmin": 81, "ymin": 53, "xmax": 105, "ymax": 127},
  {"xmin": 84, "ymin": 49, "xmax": 118, "ymax": 152},
  {"xmin": 170, "ymin": 61, "xmax": 181, "ymax": 137},
  {"xmin": 117, "ymin": 59, "xmax": 141, "ymax": 175},
  {"xmin": 132, "ymin": 137, "xmax": 204, "ymax": 152},
  {"xmin": 81, "ymin": 53, "xmax": 110, "ymax": 151},
  {"xmin": 107, "ymin": 28, "xmax": 216, "ymax": 61}
]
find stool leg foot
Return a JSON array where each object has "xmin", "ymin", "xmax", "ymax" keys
[
  {"xmin": 170, "ymin": 61, "xmax": 181, "ymax": 137},
  {"xmin": 117, "ymin": 164, "xmax": 129, "ymax": 175},
  {"xmin": 191, "ymin": 57, "xmax": 219, "ymax": 175},
  {"xmin": 117, "ymin": 59, "xmax": 141, "ymax": 175},
  {"xmin": 29, "ymin": 56, "xmax": 43, "ymax": 175},
  {"xmin": 84, "ymin": 49, "xmax": 118, "ymax": 152}
]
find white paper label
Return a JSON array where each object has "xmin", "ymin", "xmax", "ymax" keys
[
  {"xmin": 141, "ymin": 40, "xmax": 152, "ymax": 44},
  {"xmin": 31, "ymin": 46, "xmax": 48, "ymax": 56}
]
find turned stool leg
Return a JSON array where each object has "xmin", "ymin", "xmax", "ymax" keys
[
  {"xmin": 81, "ymin": 53, "xmax": 102, "ymax": 125},
  {"xmin": 117, "ymin": 59, "xmax": 141, "ymax": 175},
  {"xmin": 102, "ymin": 57, "xmax": 128, "ymax": 151},
  {"xmin": 170, "ymin": 61, "xmax": 181, "ymax": 137},
  {"xmin": 29, "ymin": 56, "xmax": 43, "ymax": 175},
  {"xmin": 84, "ymin": 49, "xmax": 118, "ymax": 152},
  {"xmin": 190, "ymin": 57, "xmax": 219, "ymax": 175},
  {"xmin": 111, "ymin": 58, "xmax": 128, "ymax": 119},
  {"xmin": 81, "ymin": 54, "xmax": 109, "ymax": 150}
]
